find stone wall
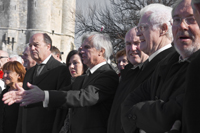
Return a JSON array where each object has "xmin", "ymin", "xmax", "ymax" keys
[{"xmin": 0, "ymin": 0, "xmax": 75, "ymax": 62}]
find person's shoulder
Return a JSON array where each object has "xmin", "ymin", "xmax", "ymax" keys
[{"xmin": 158, "ymin": 51, "xmax": 179, "ymax": 65}]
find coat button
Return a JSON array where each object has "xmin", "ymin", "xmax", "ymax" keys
[
  {"xmin": 128, "ymin": 114, "xmax": 133, "ymax": 119},
  {"xmin": 132, "ymin": 115, "xmax": 136, "ymax": 120},
  {"xmin": 128, "ymin": 114, "xmax": 137, "ymax": 120}
]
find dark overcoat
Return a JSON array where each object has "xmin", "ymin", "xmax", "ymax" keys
[
  {"xmin": 16, "ymin": 56, "xmax": 71, "ymax": 133},
  {"xmin": 48, "ymin": 63, "xmax": 119, "ymax": 133},
  {"xmin": 107, "ymin": 47, "xmax": 175, "ymax": 133},
  {"xmin": 121, "ymin": 51, "xmax": 199, "ymax": 133}
]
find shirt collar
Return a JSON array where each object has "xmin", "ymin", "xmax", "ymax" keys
[
  {"xmin": 178, "ymin": 56, "xmax": 189, "ymax": 63},
  {"xmin": 149, "ymin": 44, "xmax": 172, "ymax": 62},
  {"xmin": 88, "ymin": 62, "xmax": 107, "ymax": 74},
  {"xmin": 132, "ymin": 63, "xmax": 144, "ymax": 70},
  {"xmin": 37, "ymin": 54, "xmax": 52, "ymax": 65}
]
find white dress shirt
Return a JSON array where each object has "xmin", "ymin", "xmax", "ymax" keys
[{"xmin": 148, "ymin": 44, "xmax": 172, "ymax": 62}]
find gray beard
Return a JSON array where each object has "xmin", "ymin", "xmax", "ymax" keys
[{"xmin": 174, "ymin": 41, "xmax": 200, "ymax": 59}]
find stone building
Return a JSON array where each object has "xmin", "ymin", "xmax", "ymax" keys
[{"xmin": 0, "ymin": 0, "xmax": 76, "ymax": 62}]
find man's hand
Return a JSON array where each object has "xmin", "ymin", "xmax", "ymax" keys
[
  {"xmin": 2, "ymin": 83, "xmax": 25, "ymax": 105},
  {"xmin": 19, "ymin": 82, "xmax": 45, "ymax": 106},
  {"xmin": 2, "ymin": 82, "xmax": 45, "ymax": 106}
]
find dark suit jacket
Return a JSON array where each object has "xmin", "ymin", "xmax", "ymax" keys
[
  {"xmin": 182, "ymin": 49, "xmax": 200, "ymax": 133},
  {"xmin": 107, "ymin": 47, "xmax": 175, "ymax": 133},
  {"xmin": 16, "ymin": 56, "xmax": 71, "ymax": 133},
  {"xmin": 48, "ymin": 63, "xmax": 119, "ymax": 133},
  {"xmin": 121, "ymin": 51, "xmax": 199, "ymax": 133}
]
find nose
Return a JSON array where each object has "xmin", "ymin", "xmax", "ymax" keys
[
  {"xmin": 131, "ymin": 44, "xmax": 137, "ymax": 51},
  {"xmin": 70, "ymin": 63, "xmax": 74, "ymax": 68},
  {"xmin": 29, "ymin": 45, "xmax": 35, "ymax": 51},
  {"xmin": 119, "ymin": 61, "xmax": 123, "ymax": 66},
  {"xmin": 178, "ymin": 20, "xmax": 189, "ymax": 30}
]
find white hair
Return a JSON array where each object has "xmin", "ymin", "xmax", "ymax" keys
[
  {"xmin": 10, "ymin": 54, "xmax": 23, "ymax": 64},
  {"xmin": 140, "ymin": 3, "xmax": 173, "ymax": 41},
  {"xmin": 81, "ymin": 32, "xmax": 113, "ymax": 61}
]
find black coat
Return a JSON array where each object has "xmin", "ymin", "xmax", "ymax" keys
[
  {"xmin": 121, "ymin": 51, "xmax": 199, "ymax": 133},
  {"xmin": 0, "ymin": 87, "xmax": 19, "ymax": 133},
  {"xmin": 107, "ymin": 47, "xmax": 175, "ymax": 133},
  {"xmin": 16, "ymin": 56, "xmax": 71, "ymax": 133},
  {"xmin": 182, "ymin": 49, "xmax": 200, "ymax": 133},
  {"xmin": 48, "ymin": 63, "xmax": 119, "ymax": 133}
]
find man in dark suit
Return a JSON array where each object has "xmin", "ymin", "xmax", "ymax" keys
[
  {"xmin": 6, "ymin": 33, "xmax": 71, "ymax": 133},
  {"xmin": 3, "ymin": 32, "xmax": 119, "ymax": 133},
  {"xmin": 121, "ymin": 0, "xmax": 200, "ymax": 132},
  {"xmin": 176, "ymin": 0, "xmax": 200, "ymax": 132},
  {"xmin": 107, "ymin": 4, "xmax": 175, "ymax": 133}
]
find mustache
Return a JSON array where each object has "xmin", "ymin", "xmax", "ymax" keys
[{"xmin": 177, "ymin": 31, "xmax": 195, "ymax": 40}]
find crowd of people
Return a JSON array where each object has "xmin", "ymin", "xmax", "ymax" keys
[{"xmin": 0, "ymin": 0, "xmax": 200, "ymax": 132}]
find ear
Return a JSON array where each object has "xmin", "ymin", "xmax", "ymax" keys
[
  {"xmin": 56, "ymin": 53, "xmax": 60, "ymax": 59},
  {"xmin": 47, "ymin": 44, "xmax": 51, "ymax": 50},
  {"xmin": 160, "ymin": 23, "xmax": 168, "ymax": 36},
  {"xmin": 99, "ymin": 48, "xmax": 105, "ymax": 56}
]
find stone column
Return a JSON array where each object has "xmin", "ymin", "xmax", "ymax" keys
[
  {"xmin": 61, "ymin": 0, "xmax": 76, "ymax": 62},
  {"xmin": 27, "ymin": 0, "xmax": 52, "ymax": 40},
  {"xmin": 6, "ymin": 0, "xmax": 20, "ymax": 54},
  {"xmin": 50, "ymin": 0, "xmax": 62, "ymax": 49}
]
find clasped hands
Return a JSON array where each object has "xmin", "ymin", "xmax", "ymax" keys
[{"xmin": 2, "ymin": 82, "xmax": 45, "ymax": 106}]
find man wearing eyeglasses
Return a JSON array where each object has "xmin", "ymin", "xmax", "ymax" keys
[
  {"xmin": 179, "ymin": 0, "xmax": 200, "ymax": 132},
  {"xmin": 121, "ymin": 0, "xmax": 200, "ymax": 132}
]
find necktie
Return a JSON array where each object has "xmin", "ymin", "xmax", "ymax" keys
[
  {"xmin": 83, "ymin": 70, "xmax": 91, "ymax": 85},
  {"xmin": 36, "ymin": 64, "xmax": 45, "ymax": 76}
]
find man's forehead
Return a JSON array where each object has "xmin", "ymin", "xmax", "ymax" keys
[
  {"xmin": 81, "ymin": 37, "xmax": 93, "ymax": 47},
  {"xmin": 30, "ymin": 34, "xmax": 43, "ymax": 42},
  {"xmin": 173, "ymin": 0, "xmax": 193, "ymax": 17},
  {"xmin": 139, "ymin": 11, "xmax": 152, "ymax": 25},
  {"xmin": 125, "ymin": 31, "xmax": 139, "ymax": 43}
]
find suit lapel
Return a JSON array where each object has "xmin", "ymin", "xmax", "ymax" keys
[
  {"xmin": 33, "ymin": 56, "xmax": 56, "ymax": 85},
  {"xmin": 82, "ymin": 64, "xmax": 109, "ymax": 88},
  {"xmin": 139, "ymin": 47, "xmax": 175, "ymax": 82}
]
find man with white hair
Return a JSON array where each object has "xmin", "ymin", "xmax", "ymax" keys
[
  {"xmin": 9, "ymin": 54, "xmax": 23, "ymax": 64},
  {"xmin": 121, "ymin": 1, "xmax": 200, "ymax": 132},
  {"xmin": 3, "ymin": 32, "xmax": 119, "ymax": 133},
  {"xmin": 107, "ymin": 12, "xmax": 175, "ymax": 131}
]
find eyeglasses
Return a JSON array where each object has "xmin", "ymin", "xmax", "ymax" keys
[
  {"xmin": 0, "ymin": 56, "xmax": 8, "ymax": 59},
  {"xmin": 172, "ymin": 16, "xmax": 197, "ymax": 26},
  {"xmin": 136, "ymin": 23, "xmax": 149, "ymax": 33}
]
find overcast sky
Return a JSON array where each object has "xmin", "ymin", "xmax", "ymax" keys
[{"xmin": 75, "ymin": 0, "xmax": 111, "ymax": 48}]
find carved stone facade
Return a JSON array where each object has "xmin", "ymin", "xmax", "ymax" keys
[{"xmin": 0, "ymin": 0, "xmax": 76, "ymax": 61}]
